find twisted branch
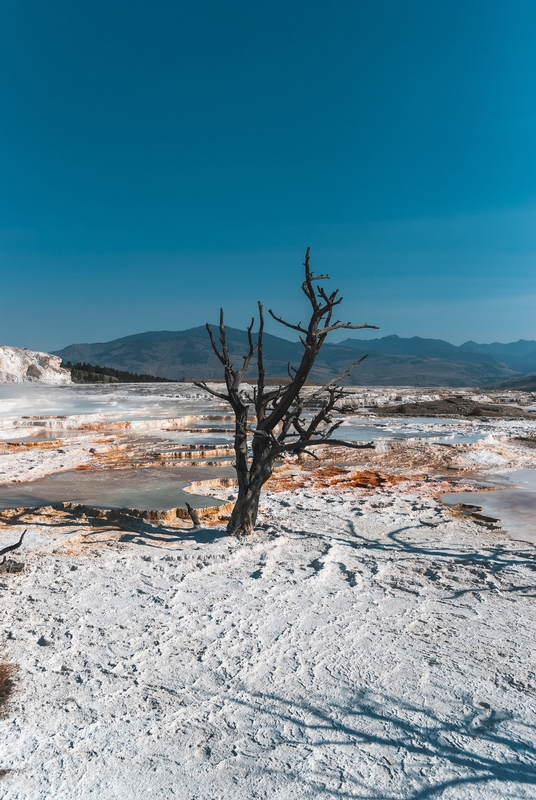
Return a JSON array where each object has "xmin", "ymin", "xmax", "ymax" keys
[{"xmin": 0, "ymin": 530, "xmax": 26, "ymax": 560}]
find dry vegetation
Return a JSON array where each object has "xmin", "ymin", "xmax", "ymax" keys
[{"xmin": 0, "ymin": 659, "xmax": 17, "ymax": 717}]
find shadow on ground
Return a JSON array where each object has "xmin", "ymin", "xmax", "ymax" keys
[
  {"xmin": 228, "ymin": 687, "xmax": 536, "ymax": 799},
  {"xmin": 0, "ymin": 506, "xmax": 226, "ymax": 548}
]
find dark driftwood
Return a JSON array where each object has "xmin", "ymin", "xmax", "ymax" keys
[
  {"xmin": 195, "ymin": 248, "xmax": 378, "ymax": 536},
  {"xmin": 0, "ymin": 530, "xmax": 26, "ymax": 560},
  {"xmin": 185, "ymin": 503, "xmax": 201, "ymax": 528}
]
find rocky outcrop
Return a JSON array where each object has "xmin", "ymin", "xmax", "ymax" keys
[
  {"xmin": 0, "ymin": 346, "xmax": 71, "ymax": 384},
  {"xmin": 375, "ymin": 395, "xmax": 536, "ymax": 418}
]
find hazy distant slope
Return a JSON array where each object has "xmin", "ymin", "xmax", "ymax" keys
[
  {"xmin": 340, "ymin": 333, "xmax": 532, "ymax": 366},
  {"xmin": 460, "ymin": 339, "xmax": 536, "ymax": 357},
  {"xmin": 484, "ymin": 372, "xmax": 536, "ymax": 390},
  {"xmin": 55, "ymin": 327, "xmax": 365, "ymax": 382},
  {"xmin": 346, "ymin": 353, "xmax": 516, "ymax": 386},
  {"xmin": 459, "ymin": 339, "xmax": 536, "ymax": 373},
  {"xmin": 341, "ymin": 334, "xmax": 536, "ymax": 380},
  {"xmin": 339, "ymin": 334, "xmax": 462, "ymax": 358},
  {"xmin": 53, "ymin": 328, "xmax": 523, "ymax": 385}
]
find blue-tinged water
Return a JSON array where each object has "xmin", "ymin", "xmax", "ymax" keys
[
  {"xmin": 441, "ymin": 468, "xmax": 536, "ymax": 544},
  {"xmin": 0, "ymin": 465, "xmax": 235, "ymax": 511},
  {"xmin": 338, "ymin": 418, "xmax": 485, "ymax": 445}
]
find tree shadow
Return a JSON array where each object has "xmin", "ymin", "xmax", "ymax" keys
[
  {"xmin": 1, "ymin": 505, "xmax": 226, "ymax": 547},
  {"xmin": 115, "ymin": 523, "xmax": 225, "ymax": 546},
  {"xmin": 282, "ymin": 514, "xmax": 535, "ymax": 580},
  {"xmin": 347, "ymin": 520, "xmax": 536, "ymax": 569},
  {"xmin": 275, "ymin": 515, "xmax": 536, "ymax": 603},
  {"xmin": 228, "ymin": 687, "xmax": 536, "ymax": 798}
]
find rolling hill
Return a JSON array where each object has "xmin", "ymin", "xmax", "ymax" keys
[{"xmin": 52, "ymin": 329, "xmax": 534, "ymax": 386}]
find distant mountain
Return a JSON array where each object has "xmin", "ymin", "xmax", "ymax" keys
[
  {"xmin": 458, "ymin": 339, "xmax": 536, "ymax": 374},
  {"xmin": 53, "ymin": 329, "xmax": 529, "ymax": 387},
  {"xmin": 460, "ymin": 339, "xmax": 536, "ymax": 357},
  {"xmin": 339, "ymin": 334, "xmax": 462, "ymax": 359},
  {"xmin": 54, "ymin": 327, "xmax": 362, "ymax": 383},
  {"xmin": 341, "ymin": 334, "xmax": 536, "ymax": 376},
  {"xmin": 484, "ymin": 373, "xmax": 536, "ymax": 391}
]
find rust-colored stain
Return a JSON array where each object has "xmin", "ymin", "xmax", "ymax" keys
[
  {"xmin": 337, "ymin": 470, "xmax": 409, "ymax": 488},
  {"xmin": 2, "ymin": 440, "xmax": 64, "ymax": 450},
  {"xmin": 267, "ymin": 465, "xmax": 419, "ymax": 493},
  {"xmin": 266, "ymin": 473, "xmax": 306, "ymax": 492},
  {"xmin": 76, "ymin": 422, "xmax": 132, "ymax": 431}
]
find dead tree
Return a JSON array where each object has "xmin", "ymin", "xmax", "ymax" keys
[{"xmin": 194, "ymin": 248, "xmax": 378, "ymax": 536}]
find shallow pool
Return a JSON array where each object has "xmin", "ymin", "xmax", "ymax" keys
[
  {"xmin": 338, "ymin": 418, "xmax": 486, "ymax": 445},
  {"xmin": 441, "ymin": 468, "xmax": 536, "ymax": 544},
  {"xmin": 0, "ymin": 465, "xmax": 235, "ymax": 511}
]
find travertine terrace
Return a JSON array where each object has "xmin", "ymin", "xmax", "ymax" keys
[{"xmin": 0, "ymin": 383, "xmax": 535, "ymax": 799}]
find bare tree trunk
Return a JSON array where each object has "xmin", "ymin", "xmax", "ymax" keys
[
  {"xmin": 232, "ymin": 405, "xmax": 250, "ymax": 495},
  {"xmin": 195, "ymin": 249, "xmax": 378, "ymax": 537},
  {"xmin": 227, "ymin": 438, "xmax": 273, "ymax": 536},
  {"xmin": 226, "ymin": 490, "xmax": 261, "ymax": 537}
]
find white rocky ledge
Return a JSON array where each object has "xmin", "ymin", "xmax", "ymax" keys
[{"xmin": 0, "ymin": 345, "xmax": 71, "ymax": 384}]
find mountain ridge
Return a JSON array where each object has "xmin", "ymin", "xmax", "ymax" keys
[{"xmin": 52, "ymin": 329, "xmax": 535, "ymax": 386}]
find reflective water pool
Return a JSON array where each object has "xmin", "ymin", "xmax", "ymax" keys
[
  {"xmin": 338, "ymin": 419, "xmax": 486, "ymax": 445},
  {"xmin": 0, "ymin": 465, "xmax": 235, "ymax": 511},
  {"xmin": 441, "ymin": 468, "xmax": 536, "ymax": 544}
]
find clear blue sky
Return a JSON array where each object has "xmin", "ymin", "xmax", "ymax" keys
[{"xmin": 1, "ymin": 0, "xmax": 535, "ymax": 350}]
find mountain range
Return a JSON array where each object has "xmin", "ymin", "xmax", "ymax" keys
[{"xmin": 53, "ymin": 330, "xmax": 536, "ymax": 387}]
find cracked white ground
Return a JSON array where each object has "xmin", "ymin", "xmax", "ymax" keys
[{"xmin": 0, "ymin": 385, "xmax": 535, "ymax": 799}]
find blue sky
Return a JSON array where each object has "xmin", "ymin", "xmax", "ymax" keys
[{"xmin": 1, "ymin": 0, "xmax": 535, "ymax": 350}]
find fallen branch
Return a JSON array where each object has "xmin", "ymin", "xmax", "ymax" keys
[
  {"xmin": 0, "ymin": 530, "xmax": 26, "ymax": 561},
  {"xmin": 185, "ymin": 504, "xmax": 201, "ymax": 528}
]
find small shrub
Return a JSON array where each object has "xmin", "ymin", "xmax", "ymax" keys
[{"xmin": 0, "ymin": 661, "xmax": 18, "ymax": 716}]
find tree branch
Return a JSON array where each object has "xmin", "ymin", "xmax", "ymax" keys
[
  {"xmin": 300, "ymin": 448, "xmax": 320, "ymax": 461},
  {"xmin": 267, "ymin": 310, "xmax": 308, "ymax": 335},
  {"xmin": 193, "ymin": 381, "xmax": 230, "ymax": 403},
  {"xmin": 308, "ymin": 355, "xmax": 369, "ymax": 402},
  {"xmin": 283, "ymin": 437, "xmax": 375, "ymax": 452},
  {"xmin": 238, "ymin": 316, "xmax": 257, "ymax": 379},
  {"xmin": 310, "ymin": 438, "xmax": 375, "ymax": 449},
  {"xmin": 0, "ymin": 530, "xmax": 26, "ymax": 559},
  {"xmin": 321, "ymin": 322, "xmax": 379, "ymax": 335},
  {"xmin": 256, "ymin": 302, "xmax": 265, "ymax": 412},
  {"xmin": 205, "ymin": 323, "xmax": 226, "ymax": 366}
]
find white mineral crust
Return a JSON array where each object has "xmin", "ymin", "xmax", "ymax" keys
[{"xmin": 0, "ymin": 346, "xmax": 71, "ymax": 384}]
